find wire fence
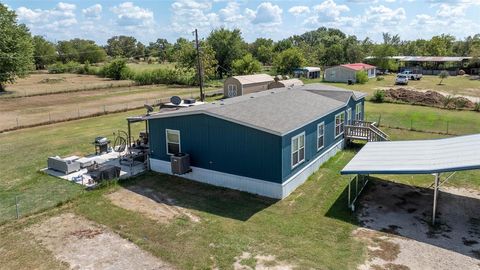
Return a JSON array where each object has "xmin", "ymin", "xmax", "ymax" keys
[{"xmin": 365, "ymin": 112, "xmax": 479, "ymax": 135}]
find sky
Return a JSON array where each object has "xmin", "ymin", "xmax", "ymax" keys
[{"xmin": 3, "ymin": 0, "xmax": 480, "ymax": 45}]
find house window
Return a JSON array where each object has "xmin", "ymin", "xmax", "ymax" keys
[
  {"xmin": 330, "ymin": 70, "xmax": 336, "ymax": 78},
  {"xmin": 166, "ymin": 129, "xmax": 181, "ymax": 155},
  {"xmin": 291, "ymin": 132, "xmax": 305, "ymax": 169},
  {"xmin": 346, "ymin": 108, "xmax": 352, "ymax": 125},
  {"xmin": 227, "ymin": 85, "xmax": 237, "ymax": 97},
  {"xmin": 335, "ymin": 112, "xmax": 345, "ymax": 138},
  {"xmin": 355, "ymin": 103, "xmax": 363, "ymax": 120},
  {"xmin": 317, "ymin": 122, "xmax": 325, "ymax": 151}
]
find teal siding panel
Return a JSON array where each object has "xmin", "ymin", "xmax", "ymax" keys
[
  {"xmin": 148, "ymin": 114, "xmax": 283, "ymax": 183},
  {"xmin": 280, "ymin": 98, "xmax": 365, "ymax": 182}
]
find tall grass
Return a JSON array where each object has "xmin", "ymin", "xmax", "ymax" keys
[{"xmin": 132, "ymin": 68, "xmax": 196, "ymax": 85}]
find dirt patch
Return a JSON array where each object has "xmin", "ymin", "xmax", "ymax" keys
[
  {"xmin": 26, "ymin": 213, "xmax": 173, "ymax": 269},
  {"xmin": 384, "ymin": 88, "xmax": 475, "ymax": 109},
  {"xmin": 233, "ymin": 251, "xmax": 296, "ymax": 270},
  {"xmin": 106, "ymin": 186, "xmax": 200, "ymax": 223},
  {"xmin": 355, "ymin": 180, "xmax": 480, "ymax": 270}
]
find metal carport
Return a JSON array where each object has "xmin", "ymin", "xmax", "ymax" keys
[{"xmin": 341, "ymin": 134, "xmax": 480, "ymax": 224}]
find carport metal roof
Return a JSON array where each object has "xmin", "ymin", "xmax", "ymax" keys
[
  {"xmin": 341, "ymin": 134, "xmax": 480, "ymax": 225},
  {"xmin": 341, "ymin": 134, "xmax": 480, "ymax": 175}
]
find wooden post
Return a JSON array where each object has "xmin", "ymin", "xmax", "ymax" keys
[{"xmin": 15, "ymin": 196, "xmax": 19, "ymax": 219}]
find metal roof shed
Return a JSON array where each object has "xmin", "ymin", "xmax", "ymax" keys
[{"xmin": 341, "ymin": 134, "xmax": 480, "ymax": 224}]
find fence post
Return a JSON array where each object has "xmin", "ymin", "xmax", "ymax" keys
[
  {"xmin": 16, "ymin": 117, "xmax": 19, "ymax": 128},
  {"xmin": 15, "ymin": 196, "xmax": 19, "ymax": 219},
  {"xmin": 377, "ymin": 114, "xmax": 382, "ymax": 127},
  {"xmin": 103, "ymin": 105, "xmax": 106, "ymax": 114}
]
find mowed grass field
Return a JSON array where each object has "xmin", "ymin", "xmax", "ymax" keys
[
  {"xmin": 306, "ymin": 74, "xmax": 480, "ymax": 98},
  {"xmin": 0, "ymin": 79, "xmax": 218, "ymax": 131},
  {"xmin": 1, "ymin": 100, "xmax": 480, "ymax": 268},
  {"xmin": 2, "ymin": 73, "xmax": 134, "ymax": 97}
]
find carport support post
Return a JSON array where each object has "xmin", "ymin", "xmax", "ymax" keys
[{"xmin": 432, "ymin": 173, "xmax": 440, "ymax": 225}]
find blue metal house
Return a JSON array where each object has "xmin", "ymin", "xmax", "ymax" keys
[{"xmin": 145, "ymin": 84, "xmax": 366, "ymax": 199}]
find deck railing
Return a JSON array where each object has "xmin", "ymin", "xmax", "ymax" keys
[{"xmin": 345, "ymin": 120, "xmax": 389, "ymax": 142}]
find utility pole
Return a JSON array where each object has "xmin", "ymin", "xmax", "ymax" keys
[{"xmin": 194, "ymin": 29, "xmax": 204, "ymax": 102}]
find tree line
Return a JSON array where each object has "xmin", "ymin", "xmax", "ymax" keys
[{"xmin": 1, "ymin": 2, "xmax": 480, "ymax": 91}]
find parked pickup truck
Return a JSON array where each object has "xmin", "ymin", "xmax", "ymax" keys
[{"xmin": 399, "ymin": 70, "xmax": 422, "ymax": 80}]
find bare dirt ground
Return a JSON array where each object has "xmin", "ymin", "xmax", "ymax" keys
[
  {"xmin": 355, "ymin": 179, "xmax": 480, "ymax": 270},
  {"xmin": 106, "ymin": 185, "xmax": 200, "ymax": 223},
  {"xmin": 0, "ymin": 85, "xmax": 209, "ymax": 131},
  {"xmin": 233, "ymin": 251, "xmax": 296, "ymax": 270},
  {"xmin": 3, "ymin": 73, "xmax": 133, "ymax": 97},
  {"xmin": 26, "ymin": 212, "xmax": 173, "ymax": 270}
]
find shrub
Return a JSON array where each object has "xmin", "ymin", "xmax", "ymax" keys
[
  {"xmin": 132, "ymin": 68, "xmax": 195, "ymax": 86},
  {"xmin": 442, "ymin": 95, "xmax": 454, "ymax": 108},
  {"xmin": 376, "ymin": 76, "xmax": 385, "ymax": 81},
  {"xmin": 101, "ymin": 58, "xmax": 131, "ymax": 80},
  {"xmin": 454, "ymin": 98, "xmax": 468, "ymax": 109},
  {"xmin": 48, "ymin": 61, "xmax": 82, "ymax": 74},
  {"xmin": 356, "ymin": 70, "xmax": 369, "ymax": 84},
  {"xmin": 474, "ymin": 102, "xmax": 480, "ymax": 112},
  {"xmin": 371, "ymin": 90, "xmax": 385, "ymax": 103},
  {"xmin": 458, "ymin": 69, "xmax": 466, "ymax": 75},
  {"xmin": 438, "ymin": 70, "xmax": 449, "ymax": 85}
]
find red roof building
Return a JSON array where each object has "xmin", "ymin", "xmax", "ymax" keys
[
  {"xmin": 341, "ymin": 63, "xmax": 376, "ymax": 71},
  {"xmin": 324, "ymin": 63, "xmax": 377, "ymax": 83}
]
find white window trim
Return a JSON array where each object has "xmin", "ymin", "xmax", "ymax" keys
[
  {"xmin": 317, "ymin": 122, "xmax": 325, "ymax": 151},
  {"xmin": 346, "ymin": 108, "xmax": 352, "ymax": 125},
  {"xmin": 355, "ymin": 103, "xmax": 362, "ymax": 120},
  {"xmin": 291, "ymin": 132, "xmax": 306, "ymax": 169},
  {"xmin": 165, "ymin": 129, "xmax": 181, "ymax": 155},
  {"xmin": 335, "ymin": 112, "xmax": 345, "ymax": 138}
]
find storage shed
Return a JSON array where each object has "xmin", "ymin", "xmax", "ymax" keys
[
  {"xmin": 293, "ymin": 67, "xmax": 321, "ymax": 79},
  {"xmin": 144, "ymin": 84, "xmax": 366, "ymax": 199},
  {"xmin": 324, "ymin": 63, "xmax": 376, "ymax": 83},
  {"xmin": 223, "ymin": 74, "xmax": 274, "ymax": 98},
  {"xmin": 268, "ymin": 78, "xmax": 304, "ymax": 89}
]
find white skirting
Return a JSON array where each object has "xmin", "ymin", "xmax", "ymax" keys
[{"xmin": 150, "ymin": 140, "xmax": 344, "ymax": 199}]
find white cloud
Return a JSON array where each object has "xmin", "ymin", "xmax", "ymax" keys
[
  {"xmin": 247, "ymin": 2, "xmax": 283, "ymax": 25},
  {"xmin": 436, "ymin": 3, "xmax": 468, "ymax": 17},
  {"xmin": 313, "ymin": 0, "xmax": 350, "ymax": 18},
  {"xmin": 365, "ymin": 5, "xmax": 406, "ymax": 26},
  {"xmin": 170, "ymin": 0, "xmax": 219, "ymax": 33},
  {"xmin": 16, "ymin": 2, "xmax": 78, "ymax": 31},
  {"xmin": 219, "ymin": 2, "xmax": 244, "ymax": 23},
  {"xmin": 82, "ymin": 4, "xmax": 102, "ymax": 19},
  {"xmin": 111, "ymin": 2, "xmax": 154, "ymax": 26},
  {"xmin": 288, "ymin": 6, "xmax": 310, "ymax": 16}
]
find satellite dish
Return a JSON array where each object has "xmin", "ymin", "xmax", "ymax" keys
[
  {"xmin": 170, "ymin": 96, "xmax": 182, "ymax": 106},
  {"xmin": 144, "ymin": 104, "xmax": 154, "ymax": 115}
]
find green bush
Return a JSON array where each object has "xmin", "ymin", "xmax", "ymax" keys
[
  {"xmin": 101, "ymin": 58, "xmax": 131, "ymax": 80},
  {"xmin": 376, "ymin": 76, "xmax": 384, "ymax": 81},
  {"xmin": 48, "ymin": 61, "xmax": 83, "ymax": 74},
  {"xmin": 133, "ymin": 68, "xmax": 195, "ymax": 85},
  {"xmin": 474, "ymin": 102, "xmax": 480, "ymax": 112},
  {"xmin": 371, "ymin": 90, "xmax": 385, "ymax": 103},
  {"xmin": 454, "ymin": 98, "xmax": 468, "ymax": 109},
  {"xmin": 356, "ymin": 70, "xmax": 369, "ymax": 84},
  {"xmin": 443, "ymin": 95, "xmax": 454, "ymax": 108}
]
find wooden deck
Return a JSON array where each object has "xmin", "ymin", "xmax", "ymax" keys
[{"xmin": 345, "ymin": 120, "xmax": 389, "ymax": 142}]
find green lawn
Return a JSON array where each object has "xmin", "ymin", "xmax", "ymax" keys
[
  {"xmin": 366, "ymin": 102, "xmax": 480, "ymax": 135},
  {"xmin": 304, "ymin": 74, "xmax": 480, "ymax": 98},
  {"xmin": 1, "ymin": 99, "xmax": 480, "ymax": 268}
]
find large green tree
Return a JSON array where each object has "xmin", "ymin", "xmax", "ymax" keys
[
  {"xmin": 273, "ymin": 48, "xmax": 305, "ymax": 74},
  {"xmin": 147, "ymin": 38, "xmax": 172, "ymax": 62},
  {"xmin": 232, "ymin": 53, "xmax": 261, "ymax": 75},
  {"xmin": 249, "ymin": 38, "xmax": 274, "ymax": 64},
  {"xmin": 207, "ymin": 28, "xmax": 246, "ymax": 78},
  {"xmin": 57, "ymin": 39, "xmax": 106, "ymax": 64},
  {"xmin": 33, "ymin": 35, "xmax": 56, "ymax": 70},
  {"xmin": 0, "ymin": 4, "xmax": 34, "ymax": 91},
  {"xmin": 105, "ymin": 35, "xmax": 137, "ymax": 58},
  {"xmin": 175, "ymin": 39, "xmax": 217, "ymax": 80}
]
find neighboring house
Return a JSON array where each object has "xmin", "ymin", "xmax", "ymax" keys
[
  {"xmin": 145, "ymin": 84, "xmax": 366, "ymax": 199},
  {"xmin": 324, "ymin": 63, "xmax": 376, "ymax": 83},
  {"xmin": 268, "ymin": 78, "xmax": 304, "ymax": 89},
  {"xmin": 293, "ymin": 67, "xmax": 321, "ymax": 79},
  {"xmin": 223, "ymin": 74, "xmax": 274, "ymax": 98}
]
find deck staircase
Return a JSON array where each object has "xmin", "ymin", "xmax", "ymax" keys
[{"xmin": 345, "ymin": 120, "xmax": 389, "ymax": 142}]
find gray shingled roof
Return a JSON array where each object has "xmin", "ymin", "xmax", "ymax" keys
[{"xmin": 145, "ymin": 83, "xmax": 366, "ymax": 136}]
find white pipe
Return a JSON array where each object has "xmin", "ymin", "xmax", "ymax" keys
[{"xmin": 432, "ymin": 173, "xmax": 440, "ymax": 225}]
